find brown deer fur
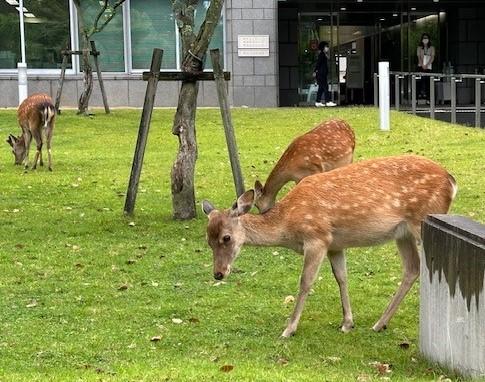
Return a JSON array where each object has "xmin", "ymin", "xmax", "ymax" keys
[
  {"xmin": 203, "ymin": 155, "xmax": 457, "ymax": 337},
  {"xmin": 6, "ymin": 93, "xmax": 55, "ymax": 171},
  {"xmin": 255, "ymin": 119, "xmax": 355, "ymax": 213}
]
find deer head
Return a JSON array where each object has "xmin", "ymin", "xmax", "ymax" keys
[
  {"xmin": 202, "ymin": 190, "xmax": 257, "ymax": 280},
  {"xmin": 6, "ymin": 134, "xmax": 26, "ymax": 165}
]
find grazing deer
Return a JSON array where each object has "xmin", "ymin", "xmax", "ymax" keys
[
  {"xmin": 255, "ymin": 119, "xmax": 355, "ymax": 213},
  {"xmin": 6, "ymin": 93, "xmax": 55, "ymax": 171},
  {"xmin": 202, "ymin": 155, "xmax": 457, "ymax": 337}
]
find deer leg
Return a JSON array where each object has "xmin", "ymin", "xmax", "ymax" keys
[
  {"xmin": 22, "ymin": 130, "xmax": 32, "ymax": 169},
  {"xmin": 328, "ymin": 250, "xmax": 354, "ymax": 332},
  {"xmin": 282, "ymin": 242, "xmax": 327, "ymax": 338},
  {"xmin": 372, "ymin": 234, "xmax": 420, "ymax": 332},
  {"xmin": 46, "ymin": 127, "xmax": 53, "ymax": 171},
  {"xmin": 31, "ymin": 129, "xmax": 43, "ymax": 170}
]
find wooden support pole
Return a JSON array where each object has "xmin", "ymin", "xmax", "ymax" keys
[
  {"xmin": 210, "ymin": 48, "xmax": 245, "ymax": 197},
  {"xmin": 54, "ymin": 53, "xmax": 69, "ymax": 114},
  {"xmin": 124, "ymin": 49, "xmax": 163, "ymax": 215},
  {"xmin": 90, "ymin": 41, "xmax": 110, "ymax": 114}
]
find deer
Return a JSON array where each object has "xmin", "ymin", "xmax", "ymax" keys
[
  {"xmin": 6, "ymin": 93, "xmax": 56, "ymax": 171},
  {"xmin": 255, "ymin": 119, "xmax": 355, "ymax": 213},
  {"xmin": 202, "ymin": 155, "xmax": 457, "ymax": 338}
]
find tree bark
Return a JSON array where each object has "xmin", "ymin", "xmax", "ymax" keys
[
  {"xmin": 78, "ymin": 35, "xmax": 93, "ymax": 115},
  {"xmin": 171, "ymin": 0, "xmax": 224, "ymax": 220}
]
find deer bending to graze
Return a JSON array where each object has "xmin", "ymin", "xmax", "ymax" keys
[
  {"xmin": 255, "ymin": 119, "xmax": 355, "ymax": 213},
  {"xmin": 6, "ymin": 93, "xmax": 55, "ymax": 171},
  {"xmin": 203, "ymin": 155, "xmax": 457, "ymax": 338}
]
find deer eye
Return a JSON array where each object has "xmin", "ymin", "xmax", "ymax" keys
[{"xmin": 223, "ymin": 235, "xmax": 231, "ymax": 243}]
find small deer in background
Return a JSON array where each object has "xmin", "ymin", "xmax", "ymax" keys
[
  {"xmin": 203, "ymin": 155, "xmax": 457, "ymax": 338},
  {"xmin": 255, "ymin": 119, "xmax": 355, "ymax": 213},
  {"xmin": 6, "ymin": 93, "xmax": 55, "ymax": 171}
]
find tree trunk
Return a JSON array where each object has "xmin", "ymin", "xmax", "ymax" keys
[
  {"xmin": 78, "ymin": 36, "xmax": 93, "ymax": 115},
  {"xmin": 171, "ymin": 81, "xmax": 199, "ymax": 219}
]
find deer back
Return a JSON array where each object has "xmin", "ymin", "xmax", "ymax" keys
[{"xmin": 17, "ymin": 93, "xmax": 55, "ymax": 131}]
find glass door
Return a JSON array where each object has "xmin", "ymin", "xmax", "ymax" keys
[{"xmin": 298, "ymin": 13, "xmax": 338, "ymax": 106}]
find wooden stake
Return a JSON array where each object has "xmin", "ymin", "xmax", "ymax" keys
[
  {"xmin": 90, "ymin": 40, "xmax": 110, "ymax": 114},
  {"xmin": 54, "ymin": 53, "xmax": 68, "ymax": 114},
  {"xmin": 124, "ymin": 49, "xmax": 163, "ymax": 215},
  {"xmin": 210, "ymin": 48, "xmax": 245, "ymax": 197}
]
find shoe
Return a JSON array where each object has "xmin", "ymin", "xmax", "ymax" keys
[
  {"xmin": 315, "ymin": 102, "xmax": 325, "ymax": 107},
  {"xmin": 325, "ymin": 101, "xmax": 337, "ymax": 107}
]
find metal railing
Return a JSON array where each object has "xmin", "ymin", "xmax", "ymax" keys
[{"xmin": 374, "ymin": 71, "xmax": 485, "ymax": 128}]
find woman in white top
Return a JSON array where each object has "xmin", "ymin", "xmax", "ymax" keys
[{"xmin": 417, "ymin": 33, "xmax": 435, "ymax": 99}]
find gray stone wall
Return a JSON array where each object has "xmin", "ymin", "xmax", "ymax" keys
[
  {"xmin": 0, "ymin": 1, "xmax": 279, "ymax": 108},
  {"xmin": 225, "ymin": 0, "xmax": 279, "ymax": 107}
]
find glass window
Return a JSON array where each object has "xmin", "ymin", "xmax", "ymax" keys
[
  {"xmin": 0, "ymin": 2, "xmax": 21, "ymax": 69},
  {"xmin": 79, "ymin": 0, "xmax": 125, "ymax": 72},
  {"xmin": 194, "ymin": 1, "xmax": 224, "ymax": 70},
  {"xmin": 130, "ymin": 0, "xmax": 176, "ymax": 70},
  {"xmin": 24, "ymin": 0, "xmax": 72, "ymax": 69}
]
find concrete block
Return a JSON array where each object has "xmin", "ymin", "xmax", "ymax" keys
[
  {"xmin": 232, "ymin": 75, "xmax": 244, "ymax": 86},
  {"xmin": 263, "ymin": 8, "xmax": 275, "ymax": 20},
  {"xmin": 256, "ymin": 0, "xmax": 276, "ymax": 8},
  {"xmin": 243, "ymin": 75, "xmax": 265, "ymax": 86},
  {"xmin": 233, "ymin": 86, "xmax": 254, "ymax": 106},
  {"xmin": 0, "ymin": 80, "xmax": 19, "ymax": 107},
  {"xmin": 232, "ymin": 19, "xmax": 253, "ymax": 37},
  {"xmin": 421, "ymin": 215, "xmax": 485, "ymax": 379},
  {"xmin": 265, "ymin": 75, "xmax": 277, "ymax": 86},
  {"xmin": 254, "ymin": 86, "xmax": 278, "ymax": 107},
  {"xmin": 58, "ymin": 79, "xmax": 80, "ymax": 108},
  {"xmin": 242, "ymin": 8, "xmax": 262, "ymax": 20},
  {"xmin": 233, "ymin": 0, "xmax": 252, "ymax": 9},
  {"xmin": 253, "ymin": 19, "xmax": 276, "ymax": 36},
  {"xmin": 230, "ymin": 8, "xmax": 242, "ymax": 20},
  {"xmin": 200, "ymin": 81, "xmax": 219, "ymax": 107},
  {"xmin": 232, "ymin": 56, "xmax": 254, "ymax": 75},
  {"xmin": 254, "ymin": 57, "xmax": 276, "ymax": 75},
  {"xmin": 154, "ymin": 81, "xmax": 179, "ymax": 107}
]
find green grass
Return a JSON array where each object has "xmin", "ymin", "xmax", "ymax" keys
[{"xmin": 0, "ymin": 107, "xmax": 483, "ymax": 381}]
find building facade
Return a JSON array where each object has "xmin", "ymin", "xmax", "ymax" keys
[{"xmin": 0, "ymin": 0, "xmax": 484, "ymax": 108}]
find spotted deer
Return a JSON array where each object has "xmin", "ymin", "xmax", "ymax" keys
[
  {"xmin": 202, "ymin": 155, "xmax": 457, "ymax": 338},
  {"xmin": 255, "ymin": 119, "xmax": 355, "ymax": 213},
  {"xmin": 6, "ymin": 93, "xmax": 55, "ymax": 171}
]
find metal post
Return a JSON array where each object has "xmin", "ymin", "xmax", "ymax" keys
[
  {"xmin": 124, "ymin": 49, "xmax": 163, "ymax": 215},
  {"xmin": 19, "ymin": 0, "xmax": 26, "ymax": 63},
  {"xmin": 378, "ymin": 62, "xmax": 390, "ymax": 131},
  {"xmin": 90, "ymin": 41, "xmax": 110, "ymax": 114},
  {"xmin": 476, "ymin": 78, "xmax": 482, "ymax": 128},
  {"xmin": 411, "ymin": 74, "xmax": 417, "ymax": 115},
  {"xmin": 451, "ymin": 77, "xmax": 456, "ymax": 124},
  {"xmin": 17, "ymin": 0, "xmax": 27, "ymax": 105},
  {"xmin": 374, "ymin": 73, "xmax": 378, "ymax": 106},
  {"xmin": 430, "ymin": 76, "xmax": 435, "ymax": 119},
  {"xmin": 210, "ymin": 49, "xmax": 245, "ymax": 197},
  {"xmin": 395, "ymin": 74, "xmax": 400, "ymax": 111}
]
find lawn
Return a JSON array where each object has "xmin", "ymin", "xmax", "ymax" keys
[{"xmin": 0, "ymin": 107, "xmax": 483, "ymax": 381}]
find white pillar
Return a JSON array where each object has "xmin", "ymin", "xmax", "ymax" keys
[
  {"xmin": 18, "ymin": 0, "xmax": 28, "ymax": 105},
  {"xmin": 378, "ymin": 61, "xmax": 390, "ymax": 131}
]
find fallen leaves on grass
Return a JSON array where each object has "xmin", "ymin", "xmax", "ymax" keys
[
  {"xmin": 26, "ymin": 300, "xmax": 38, "ymax": 308},
  {"xmin": 284, "ymin": 295, "xmax": 295, "ymax": 304},
  {"xmin": 398, "ymin": 342, "xmax": 410, "ymax": 350},
  {"xmin": 220, "ymin": 365, "xmax": 234, "ymax": 372},
  {"xmin": 369, "ymin": 361, "xmax": 392, "ymax": 375},
  {"xmin": 277, "ymin": 357, "xmax": 289, "ymax": 366},
  {"xmin": 171, "ymin": 318, "xmax": 183, "ymax": 324},
  {"xmin": 150, "ymin": 336, "xmax": 162, "ymax": 342},
  {"xmin": 117, "ymin": 284, "xmax": 129, "ymax": 291}
]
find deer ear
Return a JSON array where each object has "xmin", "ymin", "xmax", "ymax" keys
[
  {"xmin": 201, "ymin": 200, "xmax": 215, "ymax": 216},
  {"xmin": 6, "ymin": 135, "xmax": 13, "ymax": 147},
  {"xmin": 254, "ymin": 180, "xmax": 264, "ymax": 198},
  {"xmin": 231, "ymin": 190, "xmax": 255, "ymax": 217}
]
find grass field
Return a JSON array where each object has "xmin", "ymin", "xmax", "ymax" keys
[{"xmin": 0, "ymin": 107, "xmax": 484, "ymax": 381}]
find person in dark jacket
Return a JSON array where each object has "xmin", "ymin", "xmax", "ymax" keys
[{"xmin": 313, "ymin": 41, "xmax": 336, "ymax": 107}]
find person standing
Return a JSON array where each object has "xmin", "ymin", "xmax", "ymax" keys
[
  {"xmin": 417, "ymin": 33, "xmax": 435, "ymax": 100},
  {"xmin": 314, "ymin": 41, "xmax": 336, "ymax": 107}
]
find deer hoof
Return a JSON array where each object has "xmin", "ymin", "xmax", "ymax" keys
[
  {"xmin": 48, "ymin": 167, "xmax": 53, "ymax": 172},
  {"xmin": 341, "ymin": 321, "xmax": 354, "ymax": 333},
  {"xmin": 372, "ymin": 323, "xmax": 387, "ymax": 332},
  {"xmin": 281, "ymin": 327, "xmax": 296, "ymax": 338}
]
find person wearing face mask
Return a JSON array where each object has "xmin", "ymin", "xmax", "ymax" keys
[
  {"xmin": 417, "ymin": 33, "xmax": 435, "ymax": 100},
  {"xmin": 313, "ymin": 41, "xmax": 336, "ymax": 107}
]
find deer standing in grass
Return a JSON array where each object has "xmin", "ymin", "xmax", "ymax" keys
[
  {"xmin": 6, "ymin": 93, "xmax": 55, "ymax": 171},
  {"xmin": 255, "ymin": 119, "xmax": 355, "ymax": 213},
  {"xmin": 203, "ymin": 155, "xmax": 457, "ymax": 337}
]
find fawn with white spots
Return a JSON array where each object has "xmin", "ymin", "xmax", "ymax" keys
[
  {"xmin": 203, "ymin": 155, "xmax": 457, "ymax": 337},
  {"xmin": 255, "ymin": 119, "xmax": 355, "ymax": 213},
  {"xmin": 6, "ymin": 93, "xmax": 55, "ymax": 171}
]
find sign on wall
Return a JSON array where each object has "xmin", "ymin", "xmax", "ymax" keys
[{"xmin": 237, "ymin": 35, "xmax": 270, "ymax": 57}]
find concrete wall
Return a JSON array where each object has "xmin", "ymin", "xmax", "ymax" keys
[
  {"xmin": 420, "ymin": 215, "xmax": 485, "ymax": 379},
  {"xmin": 0, "ymin": 1, "xmax": 279, "ymax": 109}
]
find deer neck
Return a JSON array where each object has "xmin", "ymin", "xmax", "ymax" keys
[
  {"xmin": 263, "ymin": 170, "xmax": 289, "ymax": 201},
  {"xmin": 240, "ymin": 208, "xmax": 288, "ymax": 248}
]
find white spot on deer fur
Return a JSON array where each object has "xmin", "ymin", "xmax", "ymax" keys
[
  {"xmin": 392, "ymin": 200, "xmax": 401, "ymax": 208},
  {"xmin": 410, "ymin": 197, "xmax": 418, "ymax": 203},
  {"xmin": 304, "ymin": 214, "xmax": 313, "ymax": 220},
  {"xmin": 304, "ymin": 156, "xmax": 310, "ymax": 161}
]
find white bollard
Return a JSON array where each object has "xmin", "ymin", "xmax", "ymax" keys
[
  {"xmin": 18, "ymin": 62, "xmax": 28, "ymax": 105},
  {"xmin": 378, "ymin": 61, "xmax": 390, "ymax": 131}
]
